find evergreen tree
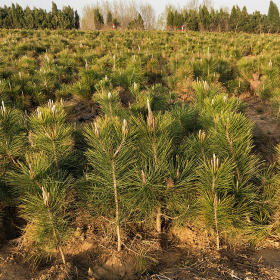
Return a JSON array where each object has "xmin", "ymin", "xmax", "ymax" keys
[
  {"xmin": 93, "ymin": 8, "xmax": 104, "ymax": 30},
  {"xmin": 199, "ymin": 5, "xmax": 211, "ymax": 31},
  {"xmin": 82, "ymin": 115, "xmax": 132, "ymax": 251},
  {"xmin": 0, "ymin": 2, "xmax": 79, "ymax": 29},
  {"xmin": 230, "ymin": 5, "xmax": 238, "ymax": 32},
  {"xmin": 51, "ymin": 2, "xmax": 59, "ymax": 29},
  {"xmin": 240, "ymin": 6, "xmax": 249, "ymax": 32},
  {"xmin": 107, "ymin": 11, "xmax": 113, "ymax": 26},
  {"xmin": 173, "ymin": 10, "xmax": 184, "ymax": 30},
  {"xmin": 166, "ymin": 10, "xmax": 174, "ymax": 29},
  {"xmin": 128, "ymin": 14, "xmax": 145, "ymax": 30},
  {"xmin": 74, "ymin": 10, "xmax": 80, "ymax": 29},
  {"xmin": 0, "ymin": 6, "xmax": 9, "ymax": 28},
  {"xmin": 0, "ymin": 102, "xmax": 26, "ymax": 208},
  {"xmin": 60, "ymin": 6, "xmax": 75, "ymax": 29},
  {"xmin": 113, "ymin": 18, "xmax": 120, "ymax": 28},
  {"xmin": 24, "ymin": 6, "xmax": 34, "ymax": 29},
  {"xmin": 185, "ymin": 9, "xmax": 199, "ymax": 31},
  {"xmin": 268, "ymin": 1, "xmax": 280, "ymax": 32},
  {"xmin": 7, "ymin": 102, "xmax": 75, "ymax": 265}
]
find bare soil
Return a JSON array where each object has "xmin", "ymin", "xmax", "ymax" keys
[
  {"xmin": 1, "ymin": 224, "xmax": 280, "ymax": 280},
  {"xmin": 243, "ymin": 95, "xmax": 280, "ymax": 162}
]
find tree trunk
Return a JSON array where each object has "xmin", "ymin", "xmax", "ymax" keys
[
  {"xmin": 156, "ymin": 206, "xmax": 161, "ymax": 233},
  {"xmin": 214, "ymin": 195, "xmax": 220, "ymax": 250},
  {"xmin": 112, "ymin": 158, "xmax": 121, "ymax": 251}
]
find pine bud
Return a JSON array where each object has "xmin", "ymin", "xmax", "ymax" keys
[
  {"xmin": 88, "ymin": 268, "xmax": 93, "ymax": 276},
  {"xmin": 198, "ymin": 130, "xmax": 205, "ymax": 141},
  {"xmin": 94, "ymin": 122, "xmax": 99, "ymax": 138},
  {"xmin": 41, "ymin": 187, "xmax": 50, "ymax": 207},
  {"xmin": 108, "ymin": 92, "xmax": 112, "ymax": 99},
  {"xmin": 203, "ymin": 81, "xmax": 209, "ymax": 91},
  {"xmin": 147, "ymin": 99, "xmax": 154, "ymax": 132},
  {"xmin": 52, "ymin": 105, "xmax": 57, "ymax": 116},
  {"xmin": 37, "ymin": 107, "xmax": 42, "ymax": 121},
  {"xmin": 122, "ymin": 119, "xmax": 128, "ymax": 137},
  {"xmin": 211, "ymin": 154, "xmax": 219, "ymax": 173},
  {"xmin": 141, "ymin": 170, "xmax": 147, "ymax": 184},
  {"xmin": 0, "ymin": 100, "xmax": 5, "ymax": 115},
  {"xmin": 223, "ymin": 95, "xmax": 227, "ymax": 103},
  {"xmin": 176, "ymin": 169, "xmax": 180, "ymax": 181}
]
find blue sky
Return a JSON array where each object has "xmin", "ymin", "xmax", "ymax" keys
[{"xmin": 1, "ymin": 0, "xmax": 272, "ymax": 19}]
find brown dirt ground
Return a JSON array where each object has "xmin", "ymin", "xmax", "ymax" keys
[
  {"xmin": 1, "ymin": 224, "xmax": 280, "ymax": 280},
  {"xmin": 242, "ymin": 95, "xmax": 280, "ymax": 162}
]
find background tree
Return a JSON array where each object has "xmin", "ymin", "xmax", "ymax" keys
[
  {"xmin": 107, "ymin": 10, "xmax": 113, "ymax": 26},
  {"xmin": 139, "ymin": 3, "xmax": 156, "ymax": 30},
  {"xmin": 93, "ymin": 8, "xmax": 104, "ymax": 30},
  {"xmin": 199, "ymin": 5, "xmax": 211, "ymax": 31},
  {"xmin": 113, "ymin": 17, "xmax": 120, "ymax": 28},
  {"xmin": 166, "ymin": 10, "xmax": 174, "ymax": 29},
  {"xmin": 74, "ymin": 10, "xmax": 80, "ymax": 29},
  {"xmin": 0, "ymin": 2, "xmax": 78, "ymax": 30},
  {"xmin": 51, "ymin": 1, "xmax": 59, "ymax": 29},
  {"xmin": 127, "ymin": 13, "xmax": 144, "ymax": 30},
  {"xmin": 24, "ymin": 6, "xmax": 34, "ymax": 29},
  {"xmin": 267, "ymin": 0, "xmax": 280, "ymax": 32}
]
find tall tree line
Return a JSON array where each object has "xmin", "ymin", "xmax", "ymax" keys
[
  {"xmin": 0, "ymin": 2, "xmax": 80, "ymax": 29},
  {"xmin": 82, "ymin": 0, "xmax": 156, "ymax": 30},
  {"xmin": 165, "ymin": 1, "xmax": 280, "ymax": 33}
]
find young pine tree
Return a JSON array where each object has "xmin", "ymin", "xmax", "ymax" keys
[
  {"xmin": 195, "ymin": 154, "xmax": 237, "ymax": 249},
  {"xmin": 129, "ymin": 100, "xmax": 175, "ymax": 233},
  {"xmin": 0, "ymin": 101, "xmax": 26, "ymax": 223},
  {"xmin": 8, "ymin": 101, "xmax": 75, "ymax": 265},
  {"xmin": 82, "ymin": 116, "xmax": 133, "ymax": 251}
]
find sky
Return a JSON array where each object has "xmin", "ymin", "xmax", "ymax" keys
[{"xmin": 0, "ymin": 0, "xmax": 273, "ymax": 20}]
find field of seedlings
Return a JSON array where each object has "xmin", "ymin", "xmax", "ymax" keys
[{"xmin": 1, "ymin": 29, "xmax": 280, "ymax": 279}]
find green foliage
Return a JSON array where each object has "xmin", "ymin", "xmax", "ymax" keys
[
  {"xmin": 107, "ymin": 11, "xmax": 113, "ymax": 26},
  {"xmin": 0, "ymin": 2, "xmax": 79, "ymax": 29},
  {"xmin": 2, "ymin": 28, "xmax": 280, "ymax": 265},
  {"xmin": 28, "ymin": 101, "xmax": 75, "ymax": 170},
  {"xmin": 113, "ymin": 18, "xmax": 120, "ymax": 28},
  {"xmin": 0, "ymin": 102, "xmax": 26, "ymax": 204},
  {"xmin": 93, "ymin": 8, "xmax": 104, "ymax": 30},
  {"xmin": 128, "ymin": 14, "xmax": 144, "ymax": 30},
  {"xmin": 20, "ymin": 173, "xmax": 73, "ymax": 266},
  {"xmin": 268, "ymin": 1, "xmax": 280, "ymax": 32},
  {"xmin": 82, "ymin": 116, "xmax": 133, "ymax": 251}
]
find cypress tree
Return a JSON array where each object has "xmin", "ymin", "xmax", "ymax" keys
[
  {"xmin": 199, "ymin": 5, "xmax": 211, "ymax": 31},
  {"xmin": 166, "ymin": 10, "xmax": 174, "ymax": 29},
  {"xmin": 230, "ymin": 5, "xmax": 238, "ymax": 32},
  {"xmin": 24, "ymin": 6, "xmax": 34, "ymax": 29},
  {"xmin": 51, "ymin": 2, "xmax": 59, "ymax": 29},
  {"xmin": 74, "ymin": 10, "xmax": 80, "ymax": 29},
  {"xmin": 268, "ymin": 1, "xmax": 280, "ymax": 32},
  {"xmin": 113, "ymin": 18, "xmax": 120, "ymax": 28},
  {"xmin": 93, "ymin": 8, "xmax": 104, "ymax": 30},
  {"xmin": 107, "ymin": 11, "xmax": 113, "ymax": 26}
]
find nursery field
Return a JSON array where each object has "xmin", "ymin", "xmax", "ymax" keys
[{"xmin": 2, "ymin": 29, "xmax": 280, "ymax": 279}]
